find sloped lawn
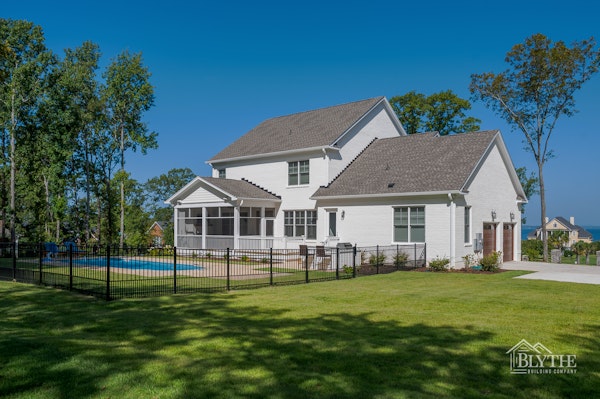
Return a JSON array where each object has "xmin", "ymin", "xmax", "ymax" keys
[{"xmin": 1, "ymin": 270, "xmax": 598, "ymax": 398}]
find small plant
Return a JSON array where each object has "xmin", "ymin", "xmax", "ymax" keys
[
  {"xmin": 394, "ymin": 251, "xmax": 409, "ymax": 267},
  {"xmin": 462, "ymin": 253, "xmax": 477, "ymax": 269},
  {"xmin": 343, "ymin": 264, "xmax": 353, "ymax": 274},
  {"xmin": 205, "ymin": 252, "xmax": 212, "ymax": 259},
  {"xmin": 429, "ymin": 256, "xmax": 450, "ymax": 272},
  {"xmin": 369, "ymin": 253, "xmax": 386, "ymax": 266},
  {"xmin": 480, "ymin": 251, "xmax": 502, "ymax": 272},
  {"xmin": 240, "ymin": 255, "xmax": 250, "ymax": 262},
  {"xmin": 261, "ymin": 257, "xmax": 269, "ymax": 264}
]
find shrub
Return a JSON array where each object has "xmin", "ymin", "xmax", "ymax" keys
[
  {"xmin": 429, "ymin": 256, "xmax": 450, "ymax": 272},
  {"xmin": 260, "ymin": 257, "xmax": 269, "ymax": 264},
  {"xmin": 462, "ymin": 253, "xmax": 477, "ymax": 269},
  {"xmin": 240, "ymin": 255, "xmax": 250, "ymax": 262},
  {"xmin": 394, "ymin": 251, "xmax": 409, "ymax": 267},
  {"xmin": 369, "ymin": 253, "xmax": 386, "ymax": 266},
  {"xmin": 480, "ymin": 251, "xmax": 502, "ymax": 272},
  {"xmin": 522, "ymin": 239, "xmax": 543, "ymax": 261}
]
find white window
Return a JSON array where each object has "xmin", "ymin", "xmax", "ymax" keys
[
  {"xmin": 464, "ymin": 206, "xmax": 471, "ymax": 244},
  {"xmin": 284, "ymin": 210, "xmax": 317, "ymax": 239},
  {"xmin": 394, "ymin": 206, "xmax": 425, "ymax": 243},
  {"xmin": 218, "ymin": 169, "xmax": 226, "ymax": 178},
  {"xmin": 288, "ymin": 160, "xmax": 309, "ymax": 185}
]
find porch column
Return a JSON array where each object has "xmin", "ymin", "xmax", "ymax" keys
[
  {"xmin": 202, "ymin": 207, "xmax": 207, "ymax": 249},
  {"xmin": 234, "ymin": 206, "xmax": 240, "ymax": 249},
  {"xmin": 173, "ymin": 207, "xmax": 179, "ymax": 247}
]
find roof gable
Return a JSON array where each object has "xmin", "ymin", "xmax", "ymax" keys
[
  {"xmin": 166, "ymin": 177, "xmax": 281, "ymax": 205},
  {"xmin": 209, "ymin": 97, "xmax": 403, "ymax": 162},
  {"xmin": 312, "ymin": 130, "xmax": 505, "ymax": 198}
]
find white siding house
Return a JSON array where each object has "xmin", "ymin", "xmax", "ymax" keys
[{"xmin": 166, "ymin": 97, "xmax": 527, "ymax": 266}]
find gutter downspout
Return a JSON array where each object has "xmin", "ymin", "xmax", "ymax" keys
[{"xmin": 449, "ymin": 193, "xmax": 456, "ymax": 268}]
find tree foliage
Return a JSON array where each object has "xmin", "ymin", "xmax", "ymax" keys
[
  {"xmin": 470, "ymin": 33, "xmax": 600, "ymax": 261},
  {"xmin": 0, "ymin": 19, "xmax": 160, "ymax": 245},
  {"xmin": 515, "ymin": 166, "xmax": 539, "ymax": 224},
  {"xmin": 389, "ymin": 90, "xmax": 481, "ymax": 135}
]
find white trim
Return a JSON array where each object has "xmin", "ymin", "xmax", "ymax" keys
[
  {"xmin": 312, "ymin": 190, "xmax": 465, "ymax": 200},
  {"xmin": 207, "ymin": 145, "xmax": 340, "ymax": 165}
]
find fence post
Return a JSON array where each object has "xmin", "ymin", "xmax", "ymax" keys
[
  {"xmin": 336, "ymin": 246, "xmax": 339, "ymax": 280},
  {"xmin": 414, "ymin": 243, "xmax": 418, "ymax": 268},
  {"xmin": 353, "ymin": 245, "xmax": 357, "ymax": 278},
  {"xmin": 396, "ymin": 244, "xmax": 399, "ymax": 270},
  {"xmin": 226, "ymin": 248, "xmax": 230, "ymax": 291},
  {"xmin": 39, "ymin": 242, "xmax": 43, "ymax": 285},
  {"xmin": 269, "ymin": 248, "xmax": 273, "ymax": 286},
  {"xmin": 376, "ymin": 245, "xmax": 380, "ymax": 274},
  {"xmin": 106, "ymin": 245, "xmax": 111, "ymax": 301},
  {"xmin": 305, "ymin": 248, "xmax": 309, "ymax": 283},
  {"xmin": 69, "ymin": 244, "xmax": 73, "ymax": 291},
  {"xmin": 173, "ymin": 247, "xmax": 177, "ymax": 294}
]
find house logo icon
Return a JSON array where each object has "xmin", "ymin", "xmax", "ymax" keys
[{"xmin": 506, "ymin": 339, "xmax": 577, "ymax": 374}]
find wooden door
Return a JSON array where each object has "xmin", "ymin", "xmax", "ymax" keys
[
  {"xmin": 503, "ymin": 224, "xmax": 514, "ymax": 262},
  {"xmin": 483, "ymin": 223, "xmax": 496, "ymax": 256}
]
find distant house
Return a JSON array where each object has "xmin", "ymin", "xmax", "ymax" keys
[
  {"xmin": 527, "ymin": 216, "xmax": 593, "ymax": 246},
  {"xmin": 166, "ymin": 97, "xmax": 527, "ymax": 266},
  {"xmin": 148, "ymin": 221, "xmax": 168, "ymax": 247}
]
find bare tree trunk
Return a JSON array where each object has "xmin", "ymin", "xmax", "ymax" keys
[
  {"xmin": 10, "ymin": 86, "xmax": 17, "ymax": 243},
  {"xmin": 538, "ymin": 160, "xmax": 548, "ymax": 262},
  {"xmin": 119, "ymin": 125, "xmax": 125, "ymax": 248}
]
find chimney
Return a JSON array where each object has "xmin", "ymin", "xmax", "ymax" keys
[{"xmin": 570, "ymin": 216, "xmax": 575, "ymax": 225}]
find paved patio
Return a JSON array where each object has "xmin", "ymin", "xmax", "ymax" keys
[{"xmin": 502, "ymin": 261, "xmax": 600, "ymax": 285}]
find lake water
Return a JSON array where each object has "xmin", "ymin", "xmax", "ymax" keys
[{"xmin": 522, "ymin": 226, "xmax": 600, "ymax": 242}]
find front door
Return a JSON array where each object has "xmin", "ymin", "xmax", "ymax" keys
[
  {"xmin": 483, "ymin": 223, "xmax": 496, "ymax": 256},
  {"xmin": 503, "ymin": 224, "xmax": 514, "ymax": 262}
]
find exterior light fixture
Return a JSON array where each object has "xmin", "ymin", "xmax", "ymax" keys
[{"xmin": 491, "ymin": 210, "xmax": 497, "ymax": 220}]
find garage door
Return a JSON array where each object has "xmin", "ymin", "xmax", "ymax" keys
[
  {"xmin": 503, "ymin": 224, "xmax": 514, "ymax": 262},
  {"xmin": 483, "ymin": 223, "xmax": 496, "ymax": 256}
]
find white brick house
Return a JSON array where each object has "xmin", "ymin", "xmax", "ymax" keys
[{"xmin": 166, "ymin": 97, "xmax": 527, "ymax": 266}]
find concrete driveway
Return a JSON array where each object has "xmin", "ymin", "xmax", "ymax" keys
[{"xmin": 503, "ymin": 261, "xmax": 600, "ymax": 285}]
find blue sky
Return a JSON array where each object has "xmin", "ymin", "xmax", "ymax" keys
[{"xmin": 4, "ymin": 0, "xmax": 600, "ymax": 225}]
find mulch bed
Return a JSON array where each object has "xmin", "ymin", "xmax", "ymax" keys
[{"xmin": 409, "ymin": 266, "xmax": 509, "ymax": 274}]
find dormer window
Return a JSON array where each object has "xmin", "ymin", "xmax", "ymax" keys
[
  {"xmin": 288, "ymin": 160, "xmax": 309, "ymax": 185},
  {"xmin": 218, "ymin": 169, "xmax": 226, "ymax": 178}
]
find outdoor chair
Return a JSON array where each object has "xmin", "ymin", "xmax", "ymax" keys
[{"xmin": 315, "ymin": 246, "xmax": 331, "ymax": 270}]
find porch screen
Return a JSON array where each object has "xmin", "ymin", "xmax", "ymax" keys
[{"xmin": 206, "ymin": 207, "xmax": 234, "ymax": 236}]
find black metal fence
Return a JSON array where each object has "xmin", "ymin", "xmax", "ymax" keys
[{"xmin": 0, "ymin": 242, "xmax": 426, "ymax": 300}]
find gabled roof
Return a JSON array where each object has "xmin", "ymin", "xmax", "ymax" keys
[
  {"xmin": 165, "ymin": 177, "xmax": 281, "ymax": 205},
  {"xmin": 312, "ymin": 130, "xmax": 521, "ymax": 198},
  {"xmin": 209, "ymin": 97, "xmax": 403, "ymax": 162},
  {"xmin": 548, "ymin": 217, "xmax": 593, "ymax": 239}
]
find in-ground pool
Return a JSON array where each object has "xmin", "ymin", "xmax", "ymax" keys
[{"xmin": 65, "ymin": 257, "xmax": 201, "ymax": 271}]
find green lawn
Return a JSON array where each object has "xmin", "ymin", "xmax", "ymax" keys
[{"xmin": 1, "ymin": 271, "xmax": 599, "ymax": 398}]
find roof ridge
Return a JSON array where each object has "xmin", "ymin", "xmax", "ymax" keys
[
  {"xmin": 240, "ymin": 178, "xmax": 282, "ymax": 199},
  {"xmin": 266, "ymin": 96, "xmax": 384, "ymax": 121},
  {"xmin": 321, "ymin": 137, "xmax": 379, "ymax": 189}
]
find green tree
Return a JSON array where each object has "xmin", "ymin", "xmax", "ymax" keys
[
  {"xmin": 470, "ymin": 33, "xmax": 600, "ymax": 262},
  {"xmin": 103, "ymin": 51, "xmax": 157, "ymax": 247},
  {"xmin": 0, "ymin": 19, "xmax": 54, "ymax": 241},
  {"xmin": 515, "ymin": 167, "xmax": 539, "ymax": 224},
  {"xmin": 389, "ymin": 90, "xmax": 481, "ymax": 135}
]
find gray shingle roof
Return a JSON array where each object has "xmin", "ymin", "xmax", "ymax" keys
[
  {"xmin": 202, "ymin": 177, "xmax": 281, "ymax": 200},
  {"xmin": 209, "ymin": 97, "xmax": 385, "ymax": 161},
  {"xmin": 552, "ymin": 217, "xmax": 592, "ymax": 239},
  {"xmin": 312, "ymin": 130, "xmax": 499, "ymax": 197}
]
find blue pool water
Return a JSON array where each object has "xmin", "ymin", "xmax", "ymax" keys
[{"xmin": 67, "ymin": 257, "xmax": 201, "ymax": 271}]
